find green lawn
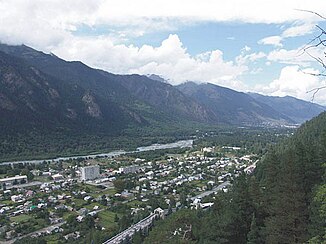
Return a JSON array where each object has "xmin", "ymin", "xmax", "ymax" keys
[
  {"xmin": 10, "ymin": 214, "xmax": 32, "ymax": 223},
  {"xmin": 192, "ymin": 180, "xmax": 207, "ymax": 188},
  {"xmin": 102, "ymin": 188, "xmax": 116, "ymax": 196},
  {"xmin": 98, "ymin": 210, "xmax": 118, "ymax": 230},
  {"xmin": 63, "ymin": 211, "xmax": 77, "ymax": 220},
  {"xmin": 44, "ymin": 233, "xmax": 62, "ymax": 244},
  {"xmin": 34, "ymin": 218, "xmax": 48, "ymax": 229},
  {"xmin": 84, "ymin": 202, "xmax": 104, "ymax": 210},
  {"xmin": 90, "ymin": 187, "xmax": 116, "ymax": 198},
  {"xmin": 126, "ymin": 200, "xmax": 143, "ymax": 207},
  {"xmin": 33, "ymin": 176, "xmax": 50, "ymax": 182},
  {"xmin": 83, "ymin": 184, "xmax": 100, "ymax": 193},
  {"xmin": 0, "ymin": 200, "xmax": 12, "ymax": 205},
  {"xmin": 73, "ymin": 198, "xmax": 87, "ymax": 209}
]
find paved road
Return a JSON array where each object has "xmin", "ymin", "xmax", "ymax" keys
[{"xmin": 190, "ymin": 181, "xmax": 230, "ymax": 201}]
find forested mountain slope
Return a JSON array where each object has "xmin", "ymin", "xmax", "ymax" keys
[{"xmin": 255, "ymin": 111, "xmax": 326, "ymax": 243}]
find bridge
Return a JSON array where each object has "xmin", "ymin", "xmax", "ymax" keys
[{"xmin": 103, "ymin": 208, "xmax": 164, "ymax": 244}]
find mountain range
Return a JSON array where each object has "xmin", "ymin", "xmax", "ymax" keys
[
  {"xmin": 0, "ymin": 43, "xmax": 325, "ymax": 158},
  {"xmin": 177, "ymin": 82, "xmax": 290, "ymax": 126},
  {"xmin": 247, "ymin": 92, "xmax": 326, "ymax": 124}
]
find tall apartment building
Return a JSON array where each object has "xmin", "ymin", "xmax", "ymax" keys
[{"xmin": 80, "ymin": 165, "xmax": 100, "ymax": 181}]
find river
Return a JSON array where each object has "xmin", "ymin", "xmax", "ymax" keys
[{"xmin": 1, "ymin": 139, "xmax": 193, "ymax": 165}]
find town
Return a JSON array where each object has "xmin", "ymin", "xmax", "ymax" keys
[{"xmin": 0, "ymin": 143, "xmax": 257, "ymax": 243}]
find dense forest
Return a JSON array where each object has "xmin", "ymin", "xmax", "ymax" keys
[
  {"xmin": 0, "ymin": 123, "xmax": 198, "ymax": 162},
  {"xmin": 143, "ymin": 112, "xmax": 326, "ymax": 243},
  {"xmin": 0, "ymin": 124, "xmax": 292, "ymax": 162}
]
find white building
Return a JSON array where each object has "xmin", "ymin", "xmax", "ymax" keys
[
  {"xmin": 80, "ymin": 165, "xmax": 100, "ymax": 181},
  {"xmin": 52, "ymin": 174, "xmax": 64, "ymax": 181},
  {"xmin": 0, "ymin": 175, "xmax": 28, "ymax": 187},
  {"xmin": 11, "ymin": 194, "xmax": 24, "ymax": 202},
  {"xmin": 119, "ymin": 165, "xmax": 140, "ymax": 174}
]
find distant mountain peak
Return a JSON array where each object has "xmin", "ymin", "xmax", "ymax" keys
[
  {"xmin": 49, "ymin": 52, "xmax": 58, "ymax": 58},
  {"xmin": 146, "ymin": 74, "xmax": 169, "ymax": 84}
]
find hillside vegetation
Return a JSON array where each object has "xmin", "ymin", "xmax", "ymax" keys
[{"xmin": 144, "ymin": 112, "xmax": 326, "ymax": 243}]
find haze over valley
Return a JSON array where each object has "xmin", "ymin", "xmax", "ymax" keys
[{"xmin": 0, "ymin": 1, "xmax": 325, "ymax": 244}]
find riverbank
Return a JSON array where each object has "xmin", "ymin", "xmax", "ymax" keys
[{"xmin": 0, "ymin": 140, "xmax": 193, "ymax": 165}]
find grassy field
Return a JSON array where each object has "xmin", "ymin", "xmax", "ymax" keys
[
  {"xmin": 34, "ymin": 218, "xmax": 48, "ymax": 229},
  {"xmin": 98, "ymin": 210, "xmax": 118, "ymax": 230},
  {"xmin": 10, "ymin": 214, "xmax": 32, "ymax": 223},
  {"xmin": 44, "ymin": 233, "xmax": 61, "ymax": 244},
  {"xmin": 0, "ymin": 199, "xmax": 13, "ymax": 205},
  {"xmin": 89, "ymin": 187, "xmax": 116, "ymax": 198},
  {"xmin": 126, "ymin": 200, "xmax": 143, "ymax": 207},
  {"xmin": 191, "ymin": 180, "xmax": 207, "ymax": 188},
  {"xmin": 84, "ymin": 202, "xmax": 104, "ymax": 210},
  {"xmin": 73, "ymin": 198, "xmax": 87, "ymax": 209}
]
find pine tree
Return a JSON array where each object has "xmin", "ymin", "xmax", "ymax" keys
[
  {"xmin": 265, "ymin": 146, "xmax": 308, "ymax": 243},
  {"xmin": 132, "ymin": 231, "xmax": 143, "ymax": 244},
  {"xmin": 247, "ymin": 214, "xmax": 259, "ymax": 244}
]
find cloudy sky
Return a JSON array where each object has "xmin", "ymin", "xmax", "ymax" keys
[{"xmin": 1, "ymin": 0, "xmax": 326, "ymax": 104}]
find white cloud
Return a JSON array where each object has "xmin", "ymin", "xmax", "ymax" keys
[
  {"xmin": 235, "ymin": 46, "xmax": 266, "ymax": 75},
  {"xmin": 241, "ymin": 46, "xmax": 251, "ymax": 52},
  {"xmin": 236, "ymin": 51, "xmax": 266, "ymax": 65},
  {"xmin": 266, "ymin": 45, "xmax": 325, "ymax": 67},
  {"xmin": 282, "ymin": 22, "xmax": 315, "ymax": 38},
  {"xmin": 258, "ymin": 36, "xmax": 283, "ymax": 47},
  {"xmin": 52, "ymin": 34, "xmax": 248, "ymax": 89},
  {"xmin": 267, "ymin": 47, "xmax": 308, "ymax": 66},
  {"xmin": 0, "ymin": 0, "xmax": 325, "ymax": 49},
  {"xmin": 0, "ymin": 0, "xmax": 100, "ymax": 50},
  {"xmin": 254, "ymin": 66, "xmax": 326, "ymax": 104},
  {"xmin": 235, "ymin": 50, "xmax": 266, "ymax": 77},
  {"xmin": 84, "ymin": 0, "xmax": 326, "ymax": 24},
  {"xmin": 258, "ymin": 22, "xmax": 317, "ymax": 48}
]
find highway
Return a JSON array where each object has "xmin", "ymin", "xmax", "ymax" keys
[{"xmin": 103, "ymin": 213, "xmax": 157, "ymax": 244}]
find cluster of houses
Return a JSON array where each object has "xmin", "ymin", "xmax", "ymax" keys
[{"xmin": 0, "ymin": 145, "xmax": 257, "ymax": 242}]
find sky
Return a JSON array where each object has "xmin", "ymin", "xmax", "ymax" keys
[{"xmin": 1, "ymin": 0, "xmax": 326, "ymax": 104}]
